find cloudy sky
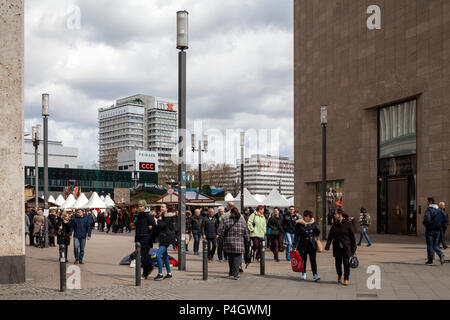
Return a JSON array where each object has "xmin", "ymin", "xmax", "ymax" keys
[{"xmin": 24, "ymin": 0, "xmax": 294, "ymax": 169}]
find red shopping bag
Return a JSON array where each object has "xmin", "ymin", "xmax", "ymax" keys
[{"xmin": 290, "ymin": 251, "xmax": 304, "ymax": 273}]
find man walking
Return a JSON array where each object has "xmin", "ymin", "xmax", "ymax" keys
[
  {"xmin": 357, "ymin": 208, "xmax": 372, "ymax": 247},
  {"xmin": 70, "ymin": 209, "xmax": 92, "ymax": 265},
  {"xmin": 216, "ymin": 207, "xmax": 226, "ymax": 261},
  {"xmin": 26, "ymin": 207, "xmax": 38, "ymax": 246},
  {"xmin": 134, "ymin": 200, "xmax": 156, "ymax": 279},
  {"xmin": 282, "ymin": 206, "xmax": 300, "ymax": 261},
  {"xmin": 423, "ymin": 197, "xmax": 447, "ymax": 265},
  {"xmin": 202, "ymin": 208, "xmax": 219, "ymax": 262},
  {"xmin": 189, "ymin": 209, "xmax": 203, "ymax": 255},
  {"xmin": 439, "ymin": 202, "xmax": 447, "ymax": 250}
]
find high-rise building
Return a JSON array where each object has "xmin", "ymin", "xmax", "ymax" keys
[
  {"xmin": 294, "ymin": 1, "xmax": 450, "ymax": 237},
  {"xmin": 98, "ymin": 94, "xmax": 178, "ymax": 170}
]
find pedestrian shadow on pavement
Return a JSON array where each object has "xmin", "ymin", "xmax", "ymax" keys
[{"xmin": 258, "ymin": 274, "xmax": 337, "ymax": 285}]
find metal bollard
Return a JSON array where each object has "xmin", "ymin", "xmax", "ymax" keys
[
  {"xmin": 135, "ymin": 242, "xmax": 141, "ymax": 286},
  {"xmin": 260, "ymin": 238, "xmax": 265, "ymax": 276},
  {"xmin": 202, "ymin": 239, "xmax": 208, "ymax": 280},
  {"xmin": 59, "ymin": 244, "xmax": 66, "ymax": 292}
]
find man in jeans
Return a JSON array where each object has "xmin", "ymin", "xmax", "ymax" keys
[
  {"xmin": 70, "ymin": 209, "xmax": 92, "ymax": 264},
  {"xmin": 423, "ymin": 197, "xmax": 447, "ymax": 265},
  {"xmin": 282, "ymin": 206, "xmax": 300, "ymax": 261},
  {"xmin": 189, "ymin": 209, "xmax": 203, "ymax": 255},
  {"xmin": 202, "ymin": 208, "xmax": 219, "ymax": 262},
  {"xmin": 439, "ymin": 202, "xmax": 448, "ymax": 250}
]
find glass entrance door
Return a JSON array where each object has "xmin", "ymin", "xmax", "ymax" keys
[{"xmin": 386, "ymin": 176, "xmax": 409, "ymax": 235}]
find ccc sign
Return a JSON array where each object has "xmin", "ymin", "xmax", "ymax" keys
[{"xmin": 139, "ymin": 162, "xmax": 156, "ymax": 171}]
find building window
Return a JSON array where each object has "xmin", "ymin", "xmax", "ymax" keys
[{"xmin": 379, "ymin": 100, "xmax": 416, "ymax": 159}]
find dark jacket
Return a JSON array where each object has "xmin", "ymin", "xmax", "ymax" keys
[
  {"xmin": 282, "ymin": 212, "xmax": 300, "ymax": 234},
  {"xmin": 218, "ymin": 215, "xmax": 250, "ymax": 254},
  {"xmin": 325, "ymin": 218, "xmax": 356, "ymax": 258},
  {"xmin": 157, "ymin": 212, "xmax": 177, "ymax": 247},
  {"xmin": 56, "ymin": 217, "xmax": 72, "ymax": 246},
  {"xmin": 190, "ymin": 215, "xmax": 203, "ymax": 235},
  {"xmin": 267, "ymin": 215, "xmax": 284, "ymax": 237},
  {"xmin": 135, "ymin": 211, "xmax": 156, "ymax": 248},
  {"xmin": 293, "ymin": 218, "xmax": 320, "ymax": 253},
  {"xmin": 202, "ymin": 216, "xmax": 218, "ymax": 238},
  {"xmin": 423, "ymin": 205, "xmax": 447, "ymax": 232},
  {"xmin": 70, "ymin": 214, "xmax": 92, "ymax": 239},
  {"xmin": 27, "ymin": 210, "xmax": 36, "ymax": 230}
]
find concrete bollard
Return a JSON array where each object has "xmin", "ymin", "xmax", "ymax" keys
[
  {"xmin": 260, "ymin": 237, "xmax": 265, "ymax": 276},
  {"xmin": 202, "ymin": 239, "xmax": 208, "ymax": 280},
  {"xmin": 135, "ymin": 242, "xmax": 141, "ymax": 286},
  {"xmin": 59, "ymin": 244, "xmax": 66, "ymax": 292}
]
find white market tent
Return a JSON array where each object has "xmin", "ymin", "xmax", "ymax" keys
[
  {"xmin": 224, "ymin": 193, "xmax": 234, "ymax": 202},
  {"xmin": 254, "ymin": 194, "xmax": 266, "ymax": 203},
  {"xmin": 55, "ymin": 195, "xmax": 65, "ymax": 207},
  {"xmin": 60, "ymin": 194, "xmax": 76, "ymax": 209},
  {"xmin": 48, "ymin": 195, "xmax": 56, "ymax": 204},
  {"xmin": 234, "ymin": 188, "xmax": 261, "ymax": 207},
  {"xmin": 103, "ymin": 195, "xmax": 115, "ymax": 208},
  {"xmin": 100, "ymin": 195, "xmax": 105, "ymax": 201},
  {"xmin": 262, "ymin": 189, "xmax": 290, "ymax": 208},
  {"xmin": 82, "ymin": 192, "xmax": 107, "ymax": 209},
  {"xmin": 287, "ymin": 197, "xmax": 294, "ymax": 207},
  {"xmin": 70, "ymin": 193, "xmax": 89, "ymax": 209}
]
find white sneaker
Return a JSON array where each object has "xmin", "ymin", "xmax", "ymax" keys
[{"xmin": 130, "ymin": 260, "xmax": 136, "ymax": 268}]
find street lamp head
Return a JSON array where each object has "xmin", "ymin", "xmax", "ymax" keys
[
  {"xmin": 35, "ymin": 124, "xmax": 42, "ymax": 141},
  {"xmin": 321, "ymin": 105, "xmax": 328, "ymax": 125},
  {"xmin": 32, "ymin": 126, "xmax": 36, "ymax": 142},
  {"xmin": 191, "ymin": 133, "xmax": 196, "ymax": 151},
  {"xmin": 240, "ymin": 131, "xmax": 245, "ymax": 147},
  {"xmin": 42, "ymin": 93, "xmax": 50, "ymax": 116},
  {"xmin": 176, "ymin": 11, "xmax": 189, "ymax": 50}
]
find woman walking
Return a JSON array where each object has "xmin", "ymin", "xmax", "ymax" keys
[
  {"xmin": 293, "ymin": 210, "xmax": 321, "ymax": 281},
  {"xmin": 154, "ymin": 203, "xmax": 177, "ymax": 281},
  {"xmin": 56, "ymin": 211, "xmax": 72, "ymax": 262},
  {"xmin": 247, "ymin": 205, "xmax": 267, "ymax": 262},
  {"xmin": 325, "ymin": 208, "xmax": 357, "ymax": 286},
  {"xmin": 267, "ymin": 208, "xmax": 284, "ymax": 262},
  {"xmin": 32, "ymin": 210, "xmax": 45, "ymax": 246},
  {"xmin": 48, "ymin": 209, "xmax": 58, "ymax": 247},
  {"xmin": 218, "ymin": 207, "xmax": 250, "ymax": 280},
  {"xmin": 357, "ymin": 208, "xmax": 372, "ymax": 247}
]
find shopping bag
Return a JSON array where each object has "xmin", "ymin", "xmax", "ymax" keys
[
  {"xmin": 316, "ymin": 238, "xmax": 324, "ymax": 253},
  {"xmin": 290, "ymin": 251, "xmax": 304, "ymax": 273}
]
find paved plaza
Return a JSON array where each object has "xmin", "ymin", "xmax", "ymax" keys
[{"xmin": 1, "ymin": 231, "xmax": 450, "ymax": 300}]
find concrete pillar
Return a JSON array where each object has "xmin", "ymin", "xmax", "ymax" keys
[{"xmin": 0, "ymin": 0, "xmax": 25, "ymax": 284}]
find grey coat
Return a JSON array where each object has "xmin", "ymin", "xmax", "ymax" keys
[{"xmin": 218, "ymin": 216, "xmax": 249, "ymax": 254}]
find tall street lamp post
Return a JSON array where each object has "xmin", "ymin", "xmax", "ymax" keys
[
  {"xmin": 32, "ymin": 125, "xmax": 41, "ymax": 208},
  {"xmin": 177, "ymin": 10, "xmax": 188, "ymax": 271},
  {"xmin": 240, "ymin": 132, "xmax": 245, "ymax": 215},
  {"xmin": 321, "ymin": 105, "xmax": 328, "ymax": 241},
  {"xmin": 191, "ymin": 134, "xmax": 208, "ymax": 192},
  {"xmin": 42, "ymin": 93, "xmax": 50, "ymax": 248}
]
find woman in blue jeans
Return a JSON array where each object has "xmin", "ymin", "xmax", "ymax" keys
[{"xmin": 154, "ymin": 204, "xmax": 177, "ymax": 281}]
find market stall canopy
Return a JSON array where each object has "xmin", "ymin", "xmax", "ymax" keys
[
  {"xmin": 25, "ymin": 197, "xmax": 60, "ymax": 209},
  {"xmin": 152, "ymin": 189, "xmax": 216, "ymax": 206},
  {"xmin": 55, "ymin": 195, "xmax": 65, "ymax": 207},
  {"xmin": 224, "ymin": 193, "xmax": 234, "ymax": 202},
  {"xmin": 60, "ymin": 194, "xmax": 76, "ymax": 209},
  {"xmin": 81, "ymin": 192, "xmax": 107, "ymax": 209},
  {"xmin": 262, "ymin": 189, "xmax": 290, "ymax": 208},
  {"xmin": 70, "ymin": 193, "xmax": 89, "ymax": 209},
  {"xmin": 287, "ymin": 197, "xmax": 294, "ymax": 207},
  {"xmin": 234, "ymin": 188, "xmax": 261, "ymax": 207},
  {"xmin": 48, "ymin": 195, "xmax": 56, "ymax": 204},
  {"xmin": 254, "ymin": 194, "xmax": 266, "ymax": 203},
  {"xmin": 103, "ymin": 195, "xmax": 115, "ymax": 208},
  {"xmin": 100, "ymin": 195, "xmax": 105, "ymax": 201}
]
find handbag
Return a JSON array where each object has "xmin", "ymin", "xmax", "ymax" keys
[
  {"xmin": 350, "ymin": 255, "xmax": 359, "ymax": 269},
  {"xmin": 316, "ymin": 238, "xmax": 323, "ymax": 253},
  {"xmin": 290, "ymin": 250, "xmax": 304, "ymax": 273}
]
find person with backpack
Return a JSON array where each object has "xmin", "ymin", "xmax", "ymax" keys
[
  {"xmin": 154, "ymin": 203, "xmax": 177, "ymax": 281},
  {"xmin": 357, "ymin": 208, "xmax": 372, "ymax": 247},
  {"xmin": 423, "ymin": 197, "xmax": 447, "ymax": 265},
  {"xmin": 282, "ymin": 206, "xmax": 300, "ymax": 261},
  {"xmin": 218, "ymin": 207, "xmax": 250, "ymax": 280},
  {"xmin": 247, "ymin": 205, "xmax": 267, "ymax": 262},
  {"xmin": 189, "ymin": 208, "xmax": 203, "ymax": 255},
  {"xmin": 293, "ymin": 210, "xmax": 321, "ymax": 281},
  {"xmin": 202, "ymin": 208, "xmax": 219, "ymax": 262},
  {"xmin": 325, "ymin": 208, "xmax": 356, "ymax": 286}
]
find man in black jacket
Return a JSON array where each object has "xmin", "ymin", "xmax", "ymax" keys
[
  {"xmin": 282, "ymin": 206, "xmax": 300, "ymax": 261},
  {"xmin": 423, "ymin": 197, "xmax": 447, "ymax": 265},
  {"xmin": 190, "ymin": 209, "xmax": 203, "ymax": 255},
  {"xmin": 27, "ymin": 207, "xmax": 37, "ymax": 246},
  {"xmin": 202, "ymin": 208, "xmax": 219, "ymax": 262},
  {"xmin": 134, "ymin": 200, "xmax": 156, "ymax": 279}
]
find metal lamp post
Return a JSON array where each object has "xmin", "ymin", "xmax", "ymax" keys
[
  {"xmin": 32, "ymin": 125, "xmax": 41, "ymax": 208},
  {"xmin": 42, "ymin": 93, "xmax": 50, "ymax": 248},
  {"xmin": 177, "ymin": 10, "xmax": 188, "ymax": 271},
  {"xmin": 191, "ymin": 134, "xmax": 208, "ymax": 193},
  {"xmin": 240, "ymin": 132, "xmax": 245, "ymax": 215},
  {"xmin": 321, "ymin": 105, "xmax": 327, "ymax": 241}
]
